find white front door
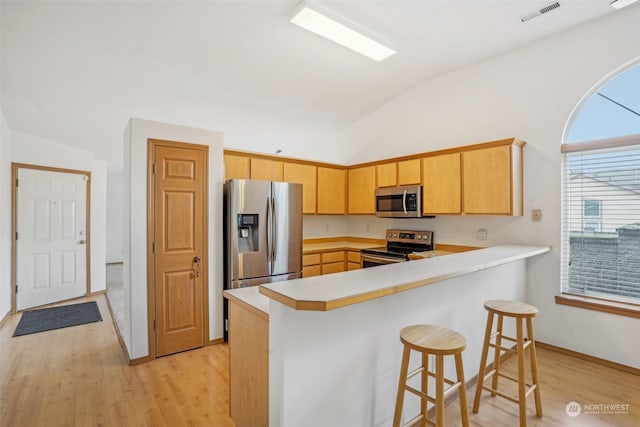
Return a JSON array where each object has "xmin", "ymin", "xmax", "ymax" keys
[{"xmin": 16, "ymin": 168, "xmax": 88, "ymax": 311}]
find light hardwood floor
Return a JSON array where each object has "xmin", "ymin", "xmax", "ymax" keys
[{"xmin": 1, "ymin": 294, "xmax": 638, "ymax": 426}]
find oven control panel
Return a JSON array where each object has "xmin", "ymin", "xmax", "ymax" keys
[{"xmin": 386, "ymin": 229, "xmax": 433, "ymax": 245}]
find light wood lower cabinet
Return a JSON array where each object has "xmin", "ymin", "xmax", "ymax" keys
[
  {"xmin": 228, "ymin": 299, "xmax": 268, "ymax": 427},
  {"xmin": 303, "ymin": 250, "xmax": 352, "ymax": 277},
  {"xmin": 303, "ymin": 253, "xmax": 321, "ymax": 278},
  {"xmin": 321, "ymin": 251, "xmax": 345, "ymax": 275},
  {"xmin": 347, "ymin": 251, "xmax": 361, "ymax": 270}
]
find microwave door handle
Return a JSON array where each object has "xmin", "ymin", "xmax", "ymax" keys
[{"xmin": 402, "ymin": 190, "xmax": 407, "ymax": 215}]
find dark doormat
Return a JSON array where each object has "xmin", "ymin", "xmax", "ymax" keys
[{"xmin": 13, "ymin": 301, "xmax": 103, "ymax": 337}]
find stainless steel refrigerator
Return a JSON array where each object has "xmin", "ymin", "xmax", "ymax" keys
[{"xmin": 224, "ymin": 179, "xmax": 303, "ymax": 291}]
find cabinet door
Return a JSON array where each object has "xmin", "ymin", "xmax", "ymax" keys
[
  {"xmin": 348, "ymin": 166, "xmax": 376, "ymax": 214},
  {"xmin": 463, "ymin": 146, "xmax": 512, "ymax": 215},
  {"xmin": 283, "ymin": 162, "xmax": 317, "ymax": 214},
  {"xmin": 317, "ymin": 167, "xmax": 346, "ymax": 214},
  {"xmin": 398, "ymin": 159, "xmax": 421, "ymax": 185},
  {"xmin": 376, "ymin": 163, "xmax": 397, "ymax": 188},
  {"xmin": 224, "ymin": 154, "xmax": 250, "ymax": 180},
  {"xmin": 422, "ymin": 153, "xmax": 461, "ymax": 214},
  {"xmin": 251, "ymin": 158, "xmax": 283, "ymax": 181}
]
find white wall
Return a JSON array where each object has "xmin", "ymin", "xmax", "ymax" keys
[
  {"xmin": 323, "ymin": 7, "xmax": 640, "ymax": 367},
  {"xmin": 0, "ymin": 111, "xmax": 11, "ymax": 319},
  {"xmin": 10, "ymin": 131, "xmax": 108, "ymax": 296},
  {"xmin": 106, "ymin": 172, "xmax": 123, "ymax": 263},
  {"xmin": 123, "ymin": 118, "xmax": 224, "ymax": 360}
]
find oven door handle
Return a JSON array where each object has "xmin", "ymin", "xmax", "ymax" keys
[
  {"xmin": 361, "ymin": 254, "xmax": 406, "ymax": 264},
  {"xmin": 402, "ymin": 190, "xmax": 407, "ymax": 215}
]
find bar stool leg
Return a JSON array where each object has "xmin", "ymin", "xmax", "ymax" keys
[
  {"xmin": 472, "ymin": 311, "xmax": 494, "ymax": 413},
  {"xmin": 516, "ymin": 318, "xmax": 527, "ymax": 427},
  {"xmin": 421, "ymin": 353, "xmax": 429, "ymax": 427},
  {"xmin": 527, "ymin": 317, "xmax": 543, "ymax": 417},
  {"xmin": 491, "ymin": 314, "xmax": 504, "ymax": 396},
  {"xmin": 393, "ymin": 345, "xmax": 411, "ymax": 427},
  {"xmin": 435, "ymin": 354, "xmax": 445, "ymax": 427},
  {"xmin": 454, "ymin": 352, "xmax": 470, "ymax": 427}
]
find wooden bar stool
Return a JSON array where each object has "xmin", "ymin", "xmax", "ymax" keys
[
  {"xmin": 393, "ymin": 325, "xmax": 470, "ymax": 427},
  {"xmin": 472, "ymin": 300, "xmax": 543, "ymax": 427}
]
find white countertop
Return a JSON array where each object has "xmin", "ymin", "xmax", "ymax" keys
[
  {"xmin": 224, "ymin": 286, "xmax": 270, "ymax": 316},
  {"xmin": 260, "ymin": 245, "xmax": 550, "ymax": 311}
]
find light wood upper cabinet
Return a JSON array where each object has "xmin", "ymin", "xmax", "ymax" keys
[
  {"xmin": 224, "ymin": 154, "xmax": 251, "ymax": 180},
  {"xmin": 283, "ymin": 162, "xmax": 317, "ymax": 214},
  {"xmin": 376, "ymin": 163, "xmax": 397, "ymax": 188},
  {"xmin": 348, "ymin": 166, "xmax": 376, "ymax": 214},
  {"xmin": 462, "ymin": 143, "xmax": 523, "ymax": 216},
  {"xmin": 317, "ymin": 167, "xmax": 346, "ymax": 214},
  {"xmin": 398, "ymin": 159, "xmax": 421, "ymax": 185},
  {"xmin": 422, "ymin": 153, "xmax": 461, "ymax": 215},
  {"xmin": 250, "ymin": 158, "xmax": 283, "ymax": 181}
]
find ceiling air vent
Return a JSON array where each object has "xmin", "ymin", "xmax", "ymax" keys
[{"xmin": 521, "ymin": 1, "xmax": 561, "ymax": 22}]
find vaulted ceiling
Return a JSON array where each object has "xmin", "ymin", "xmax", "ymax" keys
[{"xmin": 1, "ymin": 1, "xmax": 619, "ymax": 171}]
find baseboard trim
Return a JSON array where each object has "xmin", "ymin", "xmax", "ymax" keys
[
  {"xmin": 104, "ymin": 292, "xmax": 128, "ymax": 357},
  {"xmin": 207, "ymin": 338, "xmax": 224, "ymax": 346},
  {"xmin": 129, "ymin": 355, "xmax": 151, "ymax": 366},
  {"xmin": 0, "ymin": 311, "xmax": 10, "ymax": 329},
  {"xmin": 536, "ymin": 341, "xmax": 640, "ymax": 376},
  {"xmin": 90, "ymin": 289, "xmax": 106, "ymax": 296}
]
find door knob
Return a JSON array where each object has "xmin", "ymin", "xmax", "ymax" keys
[
  {"xmin": 79, "ymin": 240, "xmax": 87, "ymax": 244},
  {"xmin": 193, "ymin": 256, "xmax": 201, "ymax": 263}
]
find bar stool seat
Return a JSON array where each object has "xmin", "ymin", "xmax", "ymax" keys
[
  {"xmin": 472, "ymin": 299, "xmax": 543, "ymax": 427},
  {"xmin": 393, "ymin": 325, "xmax": 470, "ymax": 427}
]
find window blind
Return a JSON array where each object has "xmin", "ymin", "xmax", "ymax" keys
[{"xmin": 561, "ymin": 141, "xmax": 640, "ymax": 303}]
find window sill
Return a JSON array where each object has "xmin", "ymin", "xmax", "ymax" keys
[{"xmin": 555, "ymin": 294, "xmax": 640, "ymax": 319}]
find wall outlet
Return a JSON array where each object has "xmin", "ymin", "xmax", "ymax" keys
[
  {"xmin": 476, "ymin": 228, "xmax": 487, "ymax": 241},
  {"xmin": 532, "ymin": 209, "xmax": 542, "ymax": 221}
]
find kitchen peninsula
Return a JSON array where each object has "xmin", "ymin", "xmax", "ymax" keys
[{"xmin": 224, "ymin": 244, "xmax": 550, "ymax": 427}]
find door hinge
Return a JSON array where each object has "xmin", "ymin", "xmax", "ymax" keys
[
  {"xmin": 15, "ymin": 285, "xmax": 18, "ymax": 294},
  {"xmin": 153, "ymin": 319, "xmax": 156, "ymax": 330},
  {"xmin": 15, "ymin": 232, "xmax": 18, "ymax": 240},
  {"xmin": 152, "ymin": 242, "xmax": 155, "ymax": 253},
  {"xmin": 152, "ymin": 163, "xmax": 156, "ymax": 174},
  {"xmin": 15, "ymin": 178, "xmax": 18, "ymax": 187}
]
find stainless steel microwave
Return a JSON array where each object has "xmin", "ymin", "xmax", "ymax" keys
[{"xmin": 375, "ymin": 185, "xmax": 422, "ymax": 218}]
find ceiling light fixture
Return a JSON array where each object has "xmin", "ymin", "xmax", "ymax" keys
[
  {"xmin": 289, "ymin": 0, "xmax": 396, "ymax": 62},
  {"xmin": 610, "ymin": 0, "xmax": 639, "ymax": 9},
  {"xmin": 520, "ymin": 1, "xmax": 561, "ymax": 23}
]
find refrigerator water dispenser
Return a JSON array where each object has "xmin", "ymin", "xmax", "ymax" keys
[{"xmin": 237, "ymin": 213, "xmax": 259, "ymax": 252}]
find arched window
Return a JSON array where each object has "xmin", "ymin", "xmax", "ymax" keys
[{"xmin": 561, "ymin": 62, "xmax": 640, "ymax": 305}]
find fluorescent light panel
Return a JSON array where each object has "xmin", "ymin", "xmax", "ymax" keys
[
  {"xmin": 290, "ymin": 0, "xmax": 395, "ymax": 62},
  {"xmin": 610, "ymin": 0, "xmax": 640, "ymax": 8}
]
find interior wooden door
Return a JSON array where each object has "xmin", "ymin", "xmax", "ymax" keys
[{"xmin": 150, "ymin": 140, "xmax": 208, "ymax": 357}]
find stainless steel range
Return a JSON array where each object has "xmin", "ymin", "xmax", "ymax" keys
[{"xmin": 361, "ymin": 229, "xmax": 434, "ymax": 268}]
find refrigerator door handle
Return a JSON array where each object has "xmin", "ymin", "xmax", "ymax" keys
[
  {"xmin": 266, "ymin": 196, "xmax": 272, "ymax": 262},
  {"xmin": 271, "ymin": 196, "xmax": 277, "ymax": 262}
]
